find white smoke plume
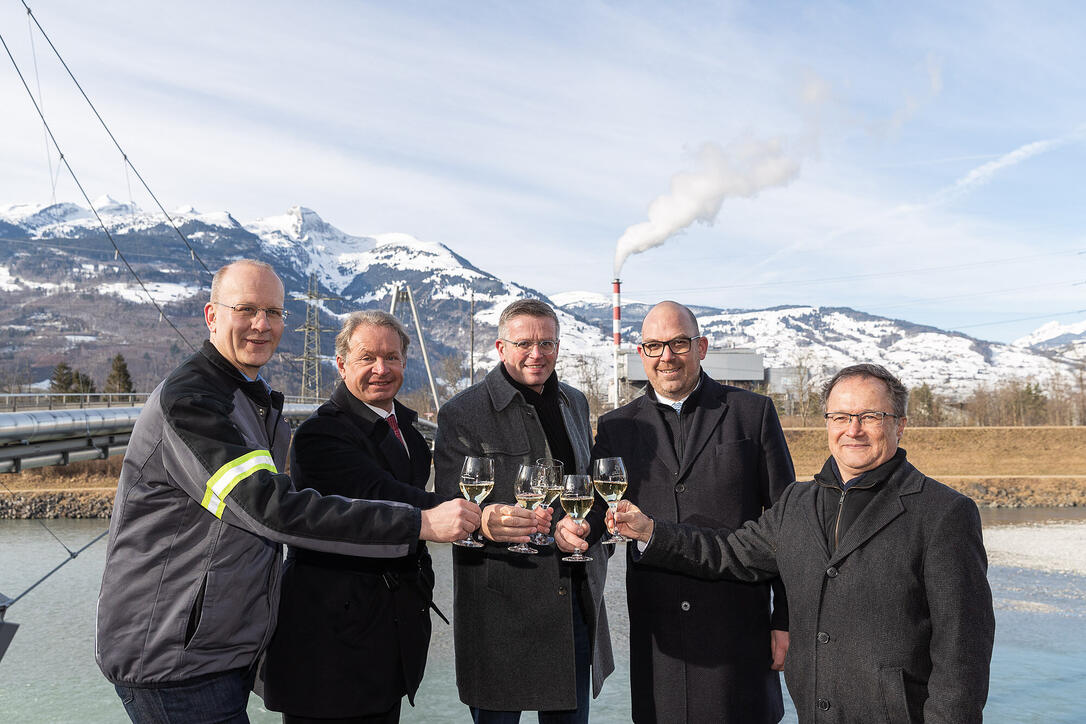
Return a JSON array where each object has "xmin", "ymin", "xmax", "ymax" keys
[{"xmin": 613, "ymin": 137, "xmax": 801, "ymax": 277}]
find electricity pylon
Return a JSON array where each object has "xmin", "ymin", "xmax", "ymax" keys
[{"xmin": 296, "ymin": 274, "xmax": 339, "ymax": 402}]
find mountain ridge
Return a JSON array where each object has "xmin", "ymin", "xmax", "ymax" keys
[{"xmin": 0, "ymin": 200, "xmax": 1080, "ymax": 400}]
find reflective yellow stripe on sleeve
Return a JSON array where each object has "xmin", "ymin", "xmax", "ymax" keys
[{"xmin": 201, "ymin": 449, "xmax": 277, "ymax": 519}]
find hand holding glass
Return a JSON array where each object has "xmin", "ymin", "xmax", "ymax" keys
[
  {"xmin": 508, "ymin": 464, "xmax": 543, "ymax": 554},
  {"xmin": 533, "ymin": 458, "xmax": 564, "ymax": 546},
  {"xmin": 592, "ymin": 457, "xmax": 628, "ymax": 544},
  {"xmin": 559, "ymin": 474, "xmax": 594, "ymax": 563},
  {"xmin": 454, "ymin": 456, "xmax": 493, "ymax": 548}
]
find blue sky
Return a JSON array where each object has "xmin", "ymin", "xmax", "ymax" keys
[{"xmin": 1, "ymin": 0, "xmax": 1084, "ymax": 343}]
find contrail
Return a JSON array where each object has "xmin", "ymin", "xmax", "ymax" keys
[
  {"xmin": 613, "ymin": 137, "xmax": 801, "ymax": 277},
  {"xmin": 803, "ymin": 126, "xmax": 1086, "ymax": 251}
]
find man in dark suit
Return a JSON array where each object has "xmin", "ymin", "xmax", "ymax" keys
[
  {"xmin": 592, "ymin": 300, "xmax": 793, "ymax": 723},
  {"xmin": 615, "ymin": 363, "xmax": 996, "ymax": 723},
  {"xmin": 263, "ymin": 310, "xmax": 454, "ymax": 723}
]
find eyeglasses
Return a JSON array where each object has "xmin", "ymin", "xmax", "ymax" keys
[
  {"xmin": 501, "ymin": 338, "xmax": 558, "ymax": 355},
  {"xmin": 214, "ymin": 302, "xmax": 289, "ymax": 322},
  {"xmin": 824, "ymin": 411, "xmax": 899, "ymax": 427},
  {"xmin": 640, "ymin": 336, "xmax": 702, "ymax": 358}
]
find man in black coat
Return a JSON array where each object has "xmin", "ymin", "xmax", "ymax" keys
[
  {"xmin": 593, "ymin": 301, "xmax": 793, "ymax": 723},
  {"xmin": 615, "ymin": 363, "xmax": 995, "ymax": 723},
  {"xmin": 263, "ymin": 310, "xmax": 458, "ymax": 723}
]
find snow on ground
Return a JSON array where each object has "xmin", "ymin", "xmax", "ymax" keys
[
  {"xmin": 98, "ymin": 281, "xmax": 201, "ymax": 304},
  {"xmin": 0, "ymin": 265, "xmax": 21, "ymax": 291},
  {"xmin": 984, "ymin": 522, "xmax": 1086, "ymax": 576}
]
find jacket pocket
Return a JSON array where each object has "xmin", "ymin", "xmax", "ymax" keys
[
  {"xmin": 481, "ymin": 436, "xmax": 530, "ymax": 457},
  {"xmin": 879, "ymin": 665, "xmax": 916, "ymax": 724},
  {"xmin": 184, "ymin": 573, "xmax": 208, "ymax": 648}
]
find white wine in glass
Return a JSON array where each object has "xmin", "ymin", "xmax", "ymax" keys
[
  {"xmin": 593, "ymin": 457, "xmax": 628, "ymax": 544},
  {"xmin": 559, "ymin": 474, "xmax": 594, "ymax": 563},
  {"xmin": 454, "ymin": 456, "xmax": 494, "ymax": 548},
  {"xmin": 533, "ymin": 458, "xmax": 564, "ymax": 545},
  {"xmin": 509, "ymin": 464, "xmax": 542, "ymax": 554}
]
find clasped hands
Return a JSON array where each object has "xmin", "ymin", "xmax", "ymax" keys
[{"xmin": 475, "ymin": 504, "xmax": 592, "ymax": 553}]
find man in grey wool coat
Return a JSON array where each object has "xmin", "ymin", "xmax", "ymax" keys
[
  {"xmin": 434, "ymin": 298, "xmax": 613, "ymax": 723},
  {"xmin": 614, "ymin": 363, "xmax": 995, "ymax": 723}
]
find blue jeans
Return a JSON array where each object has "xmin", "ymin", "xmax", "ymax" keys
[
  {"xmin": 115, "ymin": 667, "xmax": 253, "ymax": 724},
  {"xmin": 470, "ymin": 598, "xmax": 591, "ymax": 724}
]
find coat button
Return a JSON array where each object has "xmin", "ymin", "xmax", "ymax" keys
[
  {"xmin": 675, "ymin": 483, "xmax": 686, "ymax": 493},
  {"xmin": 680, "ymin": 601, "xmax": 691, "ymax": 612},
  {"xmin": 817, "ymin": 698, "xmax": 830, "ymax": 711},
  {"xmin": 826, "ymin": 566, "xmax": 838, "ymax": 578},
  {"xmin": 817, "ymin": 631, "xmax": 830, "ymax": 644},
  {"xmin": 558, "ymin": 586, "xmax": 568, "ymax": 596}
]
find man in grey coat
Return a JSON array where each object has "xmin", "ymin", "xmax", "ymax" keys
[
  {"xmin": 614, "ymin": 363, "xmax": 995, "ymax": 723},
  {"xmin": 435, "ymin": 299, "xmax": 614, "ymax": 723}
]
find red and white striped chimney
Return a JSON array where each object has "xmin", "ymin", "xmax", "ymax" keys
[{"xmin": 612, "ymin": 278, "xmax": 621, "ymax": 408}]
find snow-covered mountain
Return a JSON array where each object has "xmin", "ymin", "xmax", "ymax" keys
[
  {"xmin": 1013, "ymin": 320, "xmax": 1086, "ymax": 363},
  {"xmin": 559, "ymin": 296, "xmax": 1082, "ymax": 398},
  {"xmin": 0, "ymin": 199, "xmax": 1080, "ymax": 399}
]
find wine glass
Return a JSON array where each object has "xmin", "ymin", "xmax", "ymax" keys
[
  {"xmin": 592, "ymin": 457, "xmax": 628, "ymax": 544},
  {"xmin": 532, "ymin": 458, "xmax": 564, "ymax": 546},
  {"xmin": 508, "ymin": 464, "xmax": 543, "ymax": 554},
  {"xmin": 558, "ymin": 474, "xmax": 594, "ymax": 563},
  {"xmin": 454, "ymin": 456, "xmax": 494, "ymax": 548}
]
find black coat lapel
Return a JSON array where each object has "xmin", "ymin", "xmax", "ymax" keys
[
  {"xmin": 827, "ymin": 464, "xmax": 924, "ymax": 566},
  {"xmin": 801, "ymin": 483, "xmax": 833, "ymax": 563},
  {"xmin": 331, "ymin": 382, "xmax": 413, "ymax": 483},
  {"xmin": 677, "ymin": 380, "xmax": 728, "ymax": 482},
  {"xmin": 635, "ymin": 396, "xmax": 679, "ymax": 476}
]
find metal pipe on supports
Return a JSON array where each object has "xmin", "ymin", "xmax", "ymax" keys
[{"xmin": 0, "ymin": 405, "xmax": 321, "ymax": 473}]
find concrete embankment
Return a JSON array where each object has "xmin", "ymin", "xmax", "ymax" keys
[{"xmin": 2, "ymin": 427, "xmax": 1085, "ymax": 518}]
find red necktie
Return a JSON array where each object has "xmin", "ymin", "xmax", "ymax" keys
[{"xmin": 387, "ymin": 412, "xmax": 407, "ymax": 449}]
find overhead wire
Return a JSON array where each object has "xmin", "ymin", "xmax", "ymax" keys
[
  {"xmin": 25, "ymin": 7, "xmax": 57, "ymax": 203},
  {"xmin": 0, "ymin": 27, "xmax": 198, "ymax": 352},
  {"xmin": 20, "ymin": 0, "xmax": 212, "ymax": 276},
  {"xmin": 19, "ymin": 3, "xmax": 306, "ymax": 380}
]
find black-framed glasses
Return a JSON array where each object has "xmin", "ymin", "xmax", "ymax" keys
[
  {"xmin": 214, "ymin": 302, "xmax": 289, "ymax": 322},
  {"xmin": 824, "ymin": 411, "xmax": 899, "ymax": 427},
  {"xmin": 640, "ymin": 336, "xmax": 702, "ymax": 357},
  {"xmin": 501, "ymin": 338, "xmax": 558, "ymax": 355}
]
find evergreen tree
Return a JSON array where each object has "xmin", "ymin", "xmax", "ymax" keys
[
  {"xmin": 105, "ymin": 354, "xmax": 135, "ymax": 393},
  {"xmin": 50, "ymin": 362, "xmax": 75, "ymax": 392},
  {"xmin": 72, "ymin": 371, "xmax": 97, "ymax": 394}
]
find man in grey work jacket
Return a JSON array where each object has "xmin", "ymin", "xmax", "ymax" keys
[
  {"xmin": 96, "ymin": 260, "xmax": 480, "ymax": 724},
  {"xmin": 434, "ymin": 298, "xmax": 614, "ymax": 723},
  {"xmin": 614, "ymin": 363, "xmax": 995, "ymax": 723}
]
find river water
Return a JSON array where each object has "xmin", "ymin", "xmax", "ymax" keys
[{"xmin": 1, "ymin": 508, "xmax": 1084, "ymax": 723}]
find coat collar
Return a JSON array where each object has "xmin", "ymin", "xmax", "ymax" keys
[
  {"xmin": 329, "ymin": 381, "xmax": 416, "ymax": 480},
  {"xmin": 199, "ymin": 340, "xmax": 283, "ymax": 410},
  {"xmin": 484, "ymin": 362, "xmax": 568, "ymax": 412},
  {"xmin": 631, "ymin": 372, "xmax": 730, "ymax": 479},
  {"xmin": 810, "ymin": 452, "xmax": 925, "ymax": 567}
]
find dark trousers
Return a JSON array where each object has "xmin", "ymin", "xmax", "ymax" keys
[
  {"xmin": 470, "ymin": 597, "xmax": 591, "ymax": 724},
  {"xmin": 115, "ymin": 667, "xmax": 254, "ymax": 724},
  {"xmin": 282, "ymin": 699, "xmax": 401, "ymax": 724}
]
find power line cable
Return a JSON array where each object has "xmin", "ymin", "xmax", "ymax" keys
[
  {"xmin": 0, "ymin": 27, "xmax": 197, "ymax": 353},
  {"xmin": 625, "ymin": 247, "xmax": 1086, "ymax": 296},
  {"xmin": 21, "ymin": 0, "xmax": 212, "ymax": 276},
  {"xmin": 25, "ymin": 8, "xmax": 57, "ymax": 203},
  {"xmin": 0, "ymin": 477, "xmax": 109, "ymax": 611}
]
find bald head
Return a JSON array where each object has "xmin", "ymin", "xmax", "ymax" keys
[
  {"xmin": 642, "ymin": 301, "xmax": 699, "ymax": 338},
  {"xmin": 638, "ymin": 301, "xmax": 707, "ymax": 400}
]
